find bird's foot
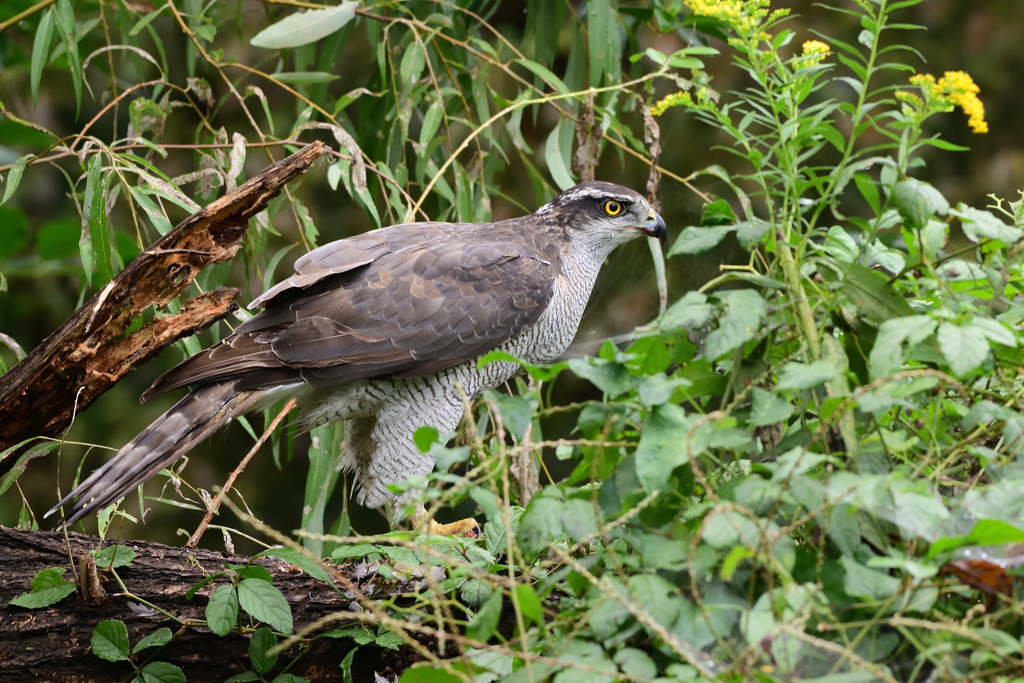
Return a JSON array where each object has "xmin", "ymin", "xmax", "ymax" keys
[{"xmin": 428, "ymin": 517, "xmax": 481, "ymax": 538}]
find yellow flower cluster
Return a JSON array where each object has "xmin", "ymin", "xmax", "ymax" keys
[
  {"xmin": 800, "ymin": 40, "xmax": 830, "ymax": 66},
  {"xmin": 684, "ymin": 0, "xmax": 784, "ymax": 39},
  {"xmin": 651, "ymin": 91, "xmax": 694, "ymax": 116},
  {"xmin": 909, "ymin": 71, "xmax": 988, "ymax": 133}
]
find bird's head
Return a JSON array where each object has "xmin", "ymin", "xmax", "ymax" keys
[{"xmin": 536, "ymin": 181, "xmax": 667, "ymax": 249}]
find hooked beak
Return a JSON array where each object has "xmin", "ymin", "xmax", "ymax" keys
[{"xmin": 640, "ymin": 211, "xmax": 668, "ymax": 245}]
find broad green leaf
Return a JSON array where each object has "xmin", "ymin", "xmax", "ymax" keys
[
  {"xmin": 140, "ymin": 661, "xmax": 187, "ymax": 683},
  {"xmin": 854, "ymin": 172, "xmax": 880, "ymax": 214},
  {"xmin": 868, "ymin": 315, "xmax": 937, "ymax": 380},
  {"xmin": 518, "ymin": 495, "xmax": 564, "ymax": 556},
  {"xmin": 971, "ymin": 318, "xmax": 1016, "ymax": 347},
  {"xmin": 31, "ymin": 9, "xmax": 55, "ymax": 108},
  {"xmin": 749, "ymin": 387, "xmax": 794, "ymax": 427},
  {"xmin": 483, "ymin": 390, "xmax": 533, "ymax": 440},
  {"xmin": 91, "ymin": 619, "xmax": 131, "ymax": 662},
  {"xmin": 667, "ymin": 226, "xmax": 733, "ymax": 255},
  {"xmin": 840, "ymin": 264, "xmax": 915, "ymax": 321},
  {"xmin": 659, "ymin": 291, "xmax": 713, "ymax": 331},
  {"xmin": 704, "ymin": 289, "xmax": 767, "ymax": 361},
  {"xmin": 250, "ymin": 3, "xmax": 357, "ymax": 49},
  {"xmin": 94, "ymin": 544, "xmax": 135, "ymax": 569},
  {"xmin": 9, "ymin": 567, "xmax": 77, "ymax": 609},
  {"xmin": 635, "ymin": 403, "xmax": 693, "ymax": 493},
  {"xmin": 952, "ymin": 204, "xmax": 1023, "ymax": 244},
  {"xmin": 397, "ymin": 669, "xmax": 460, "ymax": 683},
  {"xmin": 776, "ymin": 361, "xmax": 841, "ymax": 390},
  {"xmin": 514, "ymin": 584, "xmax": 543, "ymax": 626},
  {"xmin": 133, "ymin": 627, "xmax": 173, "ymax": 654},
  {"xmin": 466, "ymin": 589, "xmax": 503, "ymax": 642},
  {"xmin": 249, "ymin": 627, "xmax": 278, "ymax": 675},
  {"xmin": 937, "ymin": 321, "xmax": 989, "ymax": 377},
  {"xmin": 205, "ymin": 584, "xmax": 239, "ymax": 636},
  {"xmin": 238, "ymin": 578, "xmax": 293, "ymax": 634},
  {"xmin": 892, "ymin": 178, "xmax": 948, "ymax": 229},
  {"xmin": 734, "ymin": 219, "xmax": 771, "ymax": 249},
  {"xmin": 840, "ymin": 556, "xmax": 900, "ymax": 602},
  {"xmin": 566, "ymin": 357, "xmax": 633, "ymax": 396},
  {"xmin": 545, "ymin": 118, "xmax": 575, "ymax": 191}
]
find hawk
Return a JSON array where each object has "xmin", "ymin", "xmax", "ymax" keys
[{"xmin": 48, "ymin": 181, "xmax": 666, "ymax": 525}]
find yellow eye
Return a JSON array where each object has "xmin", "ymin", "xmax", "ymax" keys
[{"xmin": 604, "ymin": 200, "xmax": 622, "ymax": 216}]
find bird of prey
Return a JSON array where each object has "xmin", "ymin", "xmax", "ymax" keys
[{"xmin": 47, "ymin": 181, "xmax": 666, "ymax": 526}]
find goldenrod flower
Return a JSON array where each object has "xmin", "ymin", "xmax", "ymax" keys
[
  {"xmin": 685, "ymin": 0, "xmax": 780, "ymax": 39},
  {"xmin": 800, "ymin": 40, "xmax": 830, "ymax": 66},
  {"xmin": 651, "ymin": 91, "xmax": 694, "ymax": 117},
  {"xmin": 910, "ymin": 71, "xmax": 988, "ymax": 133}
]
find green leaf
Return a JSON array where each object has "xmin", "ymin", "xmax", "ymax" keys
[
  {"xmin": 249, "ymin": 627, "xmax": 278, "ymax": 675},
  {"xmin": 514, "ymin": 584, "xmax": 543, "ymax": 626},
  {"xmin": 749, "ymin": 387, "xmax": 794, "ymax": 427},
  {"xmin": 734, "ymin": 219, "xmax": 771, "ymax": 249},
  {"xmin": 9, "ymin": 567, "xmax": 77, "ymax": 609},
  {"xmin": 854, "ymin": 173, "xmax": 881, "ymax": 214},
  {"xmin": 840, "ymin": 264, "xmax": 915, "ymax": 321},
  {"xmin": 659, "ymin": 291, "xmax": 713, "ymax": 331},
  {"xmin": 892, "ymin": 178, "xmax": 949, "ymax": 229},
  {"xmin": 1, "ymin": 155, "xmax": 28, "ymax": 206},
  {"xmin": 238, "ymin": 578, "xmax": 293, "ymax": 634},
  {"xmin": 587, "ymin": 0, "xmax": 619, "ymax": 88},
  {"xmin": 397, "ymin": 669, "xmax": 460, "ymax": 683},
  {"xmin": 466, "ymin": 589, "xmax": 503, "ymax": 642},
  {"xmin": 704, "ymin": 289, "xmax": 767, "ymax": 361},
  {"xmin": 94, "ymin": 544, "xmax": 135, "ymax": 569},
  {"xmin": 566, "ymin": 357, "xmax": 633, "ymax": 396},
  {"xmin": 868, "ymin": 315, "xmax": 937, "ymax": 380},
  {"xmin": 129, "ymin": 186, "xmax": 172, "ymax": 236},
  {"xmin": 399, "ymin": 42, "xmax": 426, "ymax": 88},
  {"xmin": 544, "ymin": 118, "xmax": 575, "ymax": 191},
  {"xmin": 140, "ymin": 662, "xmax": 187, "ymax": 683},
  {"xmin": 258, "ymin": 547, "xmax": 334, "ymax": 585},
  {"xmin": 133, "ymin": 627, "xmax": 173, "ymax": 654},
  {"xmin": 223, "ymin": 673, "xmax": 260, "ymax": 683},
  {"xmin": 0, "ymin": 440, "xmax": 59, "ymax": 498},
  {"xmin": 272, "ymin": 71, "xmax": 339, "ymax": 85},
  {"xmin": 270, "ymin": 675, "xmax": 311, "ymax": 683},
  {"xmin": 952, "ymin": 204, "xmax": 1023, "ymax": 244},
  {"xmin": 635, "ymin": 403, "xmax": 693, "ymax": 493},
  {"xmin": 776, "ymin": 361, "xmax": 842, "ymax": 390},
  {"xmin": 250, "ymin": 3, "xmax": 357, "ymax": 49},
  {"xmin": 205, "ymin": 585, "xmax": 239, "ymax": 637},
  {"xmin": 937, "ymin": 321, "xmax": 989, "ymax": 377},
  {"xmin": 518, "ymin": 495, "xmax": 564, "ymax": 556},
  {"xmin": 667, "ymin": 225, "xmax": 733, "ymax": 255},
  {"xmin": 483, "ymin": 390, "xmax": 533, "ymax": 440},
  {"xmin": 52, "ymin": 0, "xmax": 82, "ymax": 115},
  {"xmin": 418, "ymin": 100, "xmax": 444, "ymax": 147},
  {"xmin": 84, "ymin": 153, "xmax": 113, "ymax": 285},
  {"xmin": 413, "ymin": 426, "xmax": 438, "ymax": 453},
  {"xmin": 91, "ymin": 619, "xmax": 131, "ymax": 662},
  {"xmin": 515, "ymin": 59, "xmax": 569, "ymax": 94},
  {"xmin": 31, "ymin": 9, "xmax": 55, "ymax": 108}
]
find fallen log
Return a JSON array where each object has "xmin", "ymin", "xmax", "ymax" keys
[{"xmin": 0, "ymin": 525, "xmax": 437, "ymax": 682}]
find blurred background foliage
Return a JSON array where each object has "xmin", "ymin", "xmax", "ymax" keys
[{"xmin": 0, "ymin": 0, "xmax": 1019, "ymax": 552}]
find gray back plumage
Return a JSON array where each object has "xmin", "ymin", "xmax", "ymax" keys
[{"xmin": 143, "ymin": 216, "xmax": 565, "ymax": 399}]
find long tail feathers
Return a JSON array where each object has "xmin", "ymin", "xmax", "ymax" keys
[{"xmin": 46, "ymin": 382, "xmax": 266, "ymax": 526}]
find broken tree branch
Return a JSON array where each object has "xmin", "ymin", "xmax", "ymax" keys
[{"xmin": 0, "ymin": 141, "xmax": 326, "ymax": 451}]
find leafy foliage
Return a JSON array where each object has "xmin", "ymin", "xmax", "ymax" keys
[{"xmin": 4, "ymin": 0, "xmax": 1024, "ymax": 680}]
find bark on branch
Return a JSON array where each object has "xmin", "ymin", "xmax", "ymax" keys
[
  {"xmin": 0, "ymin": 525, "xmax": 430, "ymax": 682},
  {"xmin": 0, "ymin": 141, "xmax": 327, "ymax": 451}
]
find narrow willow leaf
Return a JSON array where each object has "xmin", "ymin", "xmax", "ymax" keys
[
  {"xmin": 1, "ymin": 155, "xmax": 28, "ymax": 205},
  {"xmin": 544, "ymin": 119, "xmax": 575, "ymax": 191},
  {"xmin": 31, "ymin": 9, "xmax": 55, "ymax": 108},
  {"xmin": 516, "ymin": 59, "xmax": 569, "ymax": 94},
  {"xmin": 272, "ymin": 71, "xmax": 339, "ymax": 85},
  {"xmin": 84, "ymin": 155, "xmax": 112, "ymax": 284},
  {"xmin": 250, "ymin": 2, "xmax": 357, "ymax": 49},
  {"xmin": 53, "ymin": 0, "xmax": 82, "ymax": 116},
  {"xmin": 399, "ymin": 42, "xmax": 426, "ymax": 88},
  {"xmin": 418, "ymin": 100, "xmax": 444, "ymax": 148},
  {"xmin": 129, "ymin": 186, "xmax": 172, "ymax": 235}
]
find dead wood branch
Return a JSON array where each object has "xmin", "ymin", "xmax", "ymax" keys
[{"xmin": 0, "ymin": 142, "xmax": 326, "ymax": 451}]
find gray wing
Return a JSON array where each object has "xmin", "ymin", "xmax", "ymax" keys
[{"xmin": 143, "ymin": 223, "xmax": 558, "ymax": 398}]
